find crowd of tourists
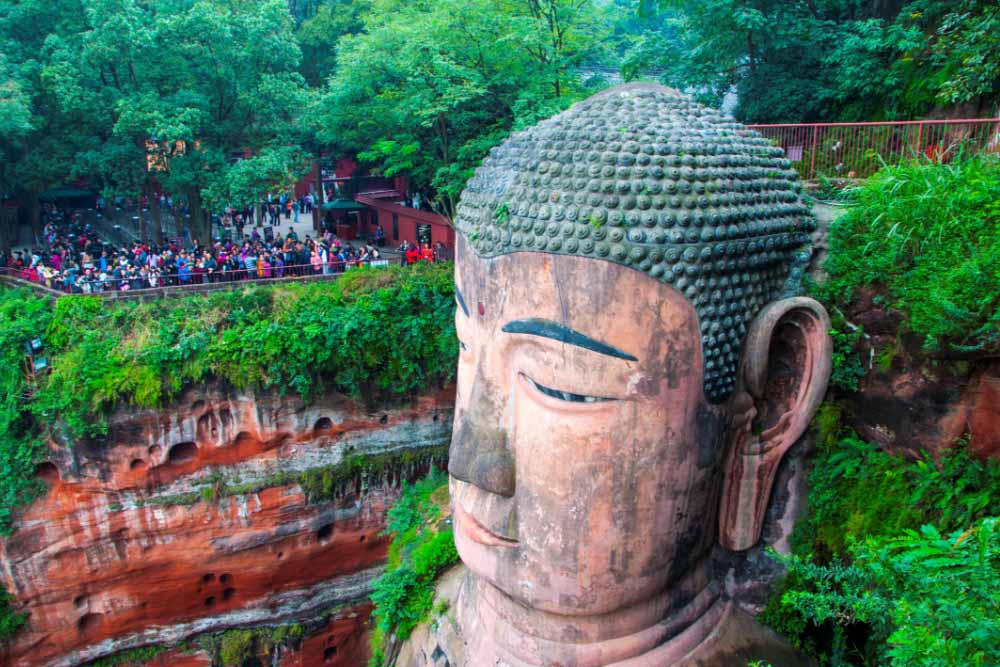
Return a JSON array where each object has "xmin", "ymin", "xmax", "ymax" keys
[{"xmin": 0, "ymin": 205, "xmax": 444, "ymax": 295}]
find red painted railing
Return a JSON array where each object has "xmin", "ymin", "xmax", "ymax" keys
[{"xmin": 746, "ymin": 118, "xmax": 1000, "ymax": 179}]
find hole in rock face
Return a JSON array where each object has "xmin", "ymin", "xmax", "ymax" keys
[
  {"xmin": 432, "ymin": 413, "xmax": 440, "ymax": 422},
  {"xmin": 204, "ymin": 596, "xmax": 216, "ymax": 607},
  {"xmin": 73, "ymin": 594, "xmax": 88, "ymax": 608},
  {"xmin": 314, "ymin": 417, "xmax": 333, "ymax": 432},
  {"xmin": 78, "ymin": 612, "xmax": 103, "ymax": 635},
  {"xmin": 197, "ymin": 412, "xmax": 216, "ymax": 440},
  {"xmin": 234, "ymin": 431, "xmax": 255, "ymax": 447},
  {"xmin": 148, "ymin": 445, "xmax": 162, "ymax": 458},
  {"xmin": 359, "ymin": 535, "xmax": 366, "ymax": 543},
  {"xmin": 129, "ymin": 459, "xmax": 146, "ymax": 471},
  {"xmin": 219, "ymin": 573, "xmax": 232, "ymax": 585},
  {"xmin": 277, "ymin": 551, "xmax": 284, "ymax": 560},
  {"xmin": 324, "ymin": 646, "xmax": 338, "ymax": 661},
  {"xmin": 34, "ymin": 461, "xmax": 60, "ymax": 483},
  {"xmin": 218, "ymin": 408, "xmax": 233, "ymax": 429},
  {"xmin": 379, "ymin": 414, "xmax": 388, "ymax": 424},
  {"xmin": 168, "ymin": 442, "xmax": 198, "ymax": 464},
  {"xmin": 203, "ymin": 573, "xmax": 215, "ymax": 583},
  {"xmin": 317, "ymin": 524, "xmax": 334, "ymax": 542},
  {"xmin": 222, "ymin": 588, "xmax": 235, "ymax": 601}
]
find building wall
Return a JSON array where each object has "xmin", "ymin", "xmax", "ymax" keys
[{"xmin": 355, "ymin": 196, "xmax": 454, "ymax": 249}]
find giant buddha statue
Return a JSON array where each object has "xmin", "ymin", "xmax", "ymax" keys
[{"xmin": 397, "ymin": 83, "xmax": 831, "ymax": 667}]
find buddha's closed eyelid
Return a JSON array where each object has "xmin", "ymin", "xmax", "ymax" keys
[{"xmin": 522, "ymin": 374, "xmax": 616, "ymax": 404}]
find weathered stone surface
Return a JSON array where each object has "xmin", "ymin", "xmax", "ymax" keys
[
  {"xmin": 0, "ymin": 386, "xmax": 452, "ymax": 667},
  {"xmin": 456, "ymin": 83, "xmax": 817, "ymax": 402},
  {"xmin": 841, "ymin": 289, "xmax": 1000, "ymax": 459},
  {"xmin": 435, "ymin": 84, "xmax": 830, "ymax": 666}
]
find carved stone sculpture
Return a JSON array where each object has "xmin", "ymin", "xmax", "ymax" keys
[{"xmin": 397, "ymin": 83, "xmax": 831, "ymax": 667}]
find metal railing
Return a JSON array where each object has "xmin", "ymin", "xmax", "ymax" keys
[
  {"xmin": 0, "ymin": 256, "xmax": 438, "ymax": 300},
  {"xmin": 746, "ymin": 118, "xmax": 1000, "ymax": 180}
]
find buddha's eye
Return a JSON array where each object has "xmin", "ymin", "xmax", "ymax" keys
[{"xmin": 524, "ymin": 375, "xmax": 614, "ymax": 404}]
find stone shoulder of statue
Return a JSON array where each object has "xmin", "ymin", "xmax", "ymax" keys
[
  {"xmin": 392, "ymin": 83, "xmax": 831, "ymax": 667},
  {"xmin": 397, "ymin": 564, "xmax": 814, "ymax": 667}
]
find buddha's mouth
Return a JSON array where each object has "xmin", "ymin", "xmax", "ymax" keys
[{"xmin": 455, "ymin": 501, "xmax": 519, "ymax": 548}]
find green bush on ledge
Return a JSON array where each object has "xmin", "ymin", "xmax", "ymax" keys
[{"xmin": 0, "ymin": 262, "xmax": 457, "ymax": 536}]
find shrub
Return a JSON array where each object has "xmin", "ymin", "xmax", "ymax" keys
[
  {"xmin": 818, "ymin": 155, "xmax": 1000, "ymax": 352},
  {"xmin": 0, "ymin": 263, "xmax": 457, "ymax": 534},
  {"xmin": 368, "ymin": 469, "xmax": 458, "ymax": 665},
  {"xmin": 764, "ymin": 428, "xmax": 1000, "ymax": 665},
  {"xmin": 0, "ymin": 586, "xmax": 27, "ymax": 643}
]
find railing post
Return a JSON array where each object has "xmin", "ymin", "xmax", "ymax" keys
[
  {"xmin": 809, "ymin": 125, "xmax": 819, "ymax": 179},
  {"xmin": 915, "ymin": 121, "xmax": 923, "ymax": 158}
]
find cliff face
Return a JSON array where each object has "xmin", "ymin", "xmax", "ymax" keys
[
  {"xmin": 0, "ymin": 386, "xmax": 453, "ymax": 667},
  {"xmin": 841, "ymin": 289, "xmax": 1000, "ymax": 459}
]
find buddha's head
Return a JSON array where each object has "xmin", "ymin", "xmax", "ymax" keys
[{"xmin": 448, "ymin": 84, "xmax": 831, "ymax": 619}]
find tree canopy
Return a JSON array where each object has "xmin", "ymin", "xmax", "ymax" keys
[
  {"xmin": 0, "ymin": 0, "xmax": 996, "ymax": 240},
  {"xmin": 631, "ymin": 0, "xmax": 1000, "ymax": 123}
]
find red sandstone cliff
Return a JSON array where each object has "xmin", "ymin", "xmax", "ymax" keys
[
  {"xmin": 0, "ymin": 386, "xmax": 453, "ymax": 667},
  {"xmin": 839, "ymin": 289, "xmax": 1000, "ymax": 459}
]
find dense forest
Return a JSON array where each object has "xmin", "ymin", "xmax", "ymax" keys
[{"xmin": 1, "ymin": 0, "xmax": 997, "ymax": 229}]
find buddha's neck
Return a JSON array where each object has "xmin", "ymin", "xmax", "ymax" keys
[{"xmin": 458, "ymin": 562, "xmax": 723, "ymax": 666}]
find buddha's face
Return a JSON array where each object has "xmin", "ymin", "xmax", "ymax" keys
[{"xmin": 450, "ymin": 240, "xmax": 730, "ymax": 616}]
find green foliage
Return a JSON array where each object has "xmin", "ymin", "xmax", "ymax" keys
[
  {"xmin": 204, "ymin": 623, "xmax": 304, "ymax": 667},
  {"xmin": 317, "ymin": 0, "xmax": 611, "ymax": 218},
  {"xmin": 795, "ymin": 437, "xmax": 1000, "ymax": 559},
  {"xmin": 0, "ymin": 263, "xmax": 457, "ymax": 533},
  {"xmin": 88, "ymin": 645, "xmax": 169, "ymax": 667},
  {"xmin": 779, "ymin": 519, "xmax": 1000, "ymax": 667},
  {"xmin": 0, "ymin": 289, "xmax": 53, "ymax": 535},
  {"xmin": 369, "ymin": 470, "xmax": 458, "ymax": 665},
  {"xmin": 0, "ymin": 586, "xmax": 27, "ymax": 644},
  {"xmin": 820, "ymin": 156, "xmax": 1000, "ymax": 353},
  {"xmin": 641, "ymin": 1, "xmax": 1000, "ymax": 123},
  {"xmin": 218, "ymin": 629, "xmax": 255, "ymax": 667},
  {"xmin": 0, "ymin": 0, "xmax": 312, "ymax": 243},
  {"xmin": 828, "ymin": 319, "xmax": 867, "ymax": 393},
  {"xmin": 764, "ymin": 428, "xmax": 1000, "ymax": 665}
]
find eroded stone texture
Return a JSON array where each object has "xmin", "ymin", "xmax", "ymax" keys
[
  {"xmin": 0, "ymin": 386, "xmax": 452, "ymax": 667},
  {"xmin": 842, "ymin": 288, "xmax": 1000, "ymax": 459}
]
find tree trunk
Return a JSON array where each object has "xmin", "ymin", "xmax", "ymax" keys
[
  {"xmin": 187, "ymin": 188, "xmax": 210, "ymax": 246},
  {"xmin": 27, "ymin": 194, "xmax": 41, "ymax": 245},
  {"xmin": 0, "ymin": 205, "xmax": 15, "ymax": 253},
  {"xmin": 149, "ymin": 189, "xmax": 164, "ymax": 245},
  {"xmin": 314, "ymin": 165, "xmax": 323, "ymax": 231}
]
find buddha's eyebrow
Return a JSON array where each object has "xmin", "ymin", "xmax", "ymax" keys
[
  {"xmin": 455, "ymin": 286, "xmax": 470, "ymax": 317},
  {"xmin": 501, "ymin": 318, "xmax": 638, "ymax": 361}
]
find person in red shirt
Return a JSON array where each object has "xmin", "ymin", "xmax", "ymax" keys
[{"xmin": 405, "ymin": 243, "xmax": 421, "ymax": 265}]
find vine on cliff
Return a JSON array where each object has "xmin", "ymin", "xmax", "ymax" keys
[
  {"xmin": 368, "ymin": 469, "xmax": 458, "ymax": 666},
  {"xmin": 0, "ymin": 262, "xmax": 457, "ymax": 535}
]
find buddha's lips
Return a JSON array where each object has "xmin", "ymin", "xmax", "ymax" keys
[{"xmin": 455, "ymin": 501, "xmax": 519, "ymax": 548}]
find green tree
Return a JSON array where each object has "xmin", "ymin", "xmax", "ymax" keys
[
  {"xmin": 0, "ymin": 0, "xmax": 312, "ymax": 245},
  {"xmin": 638, "ymin": 0, "xmax": 1000, "ymax": 123},
  {"xmin": 316, "ymin": 0, "xmax": 608, "ymax": 219}
]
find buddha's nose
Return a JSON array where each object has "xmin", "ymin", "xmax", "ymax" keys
[{"xmin": 448, "ymin": 372, "xmax": 515, "ymax": 497}]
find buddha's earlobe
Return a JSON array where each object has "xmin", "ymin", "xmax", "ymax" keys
[{"xmin": 718, "ymin": 297, "xmax": 832, "ymax": 551}]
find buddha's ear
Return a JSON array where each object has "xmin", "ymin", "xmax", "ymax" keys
[{"xmin": 718, "ymin": 297, "xmax": 832, "ymax": 551}]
